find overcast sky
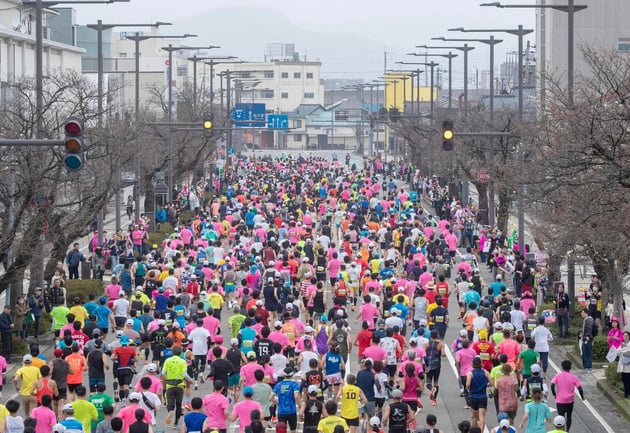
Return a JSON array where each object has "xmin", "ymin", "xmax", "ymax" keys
[{"xmin": 71, "ymin": 0, "xmax": 537, "ymax": 86}]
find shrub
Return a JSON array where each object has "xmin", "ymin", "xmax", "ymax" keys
[
  {"xmin": 155, "ymin": 222, "xmax": 173, "ymax": 234},
  {"xmin": 11, "ymin": 335, "xmax": 29, "ymax": 355},
  {"xmin": 178, "ymin": 210, "xmax": 196, "ymax": 225},
  {"xmin": 592, "ymin": 336, "xmax": 609, "ymax": 362},
  {"xmin": 605, "ymin": 362, "xmax": 624, "ymax": 391},
  {"xmin": 65, "ymin": 279, "xmax": 104, "ymax": 303}
]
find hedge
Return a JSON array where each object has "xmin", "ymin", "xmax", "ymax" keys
[{"xmin": 64, "ymin": 279, "xmax": 104, "ymax": 303}]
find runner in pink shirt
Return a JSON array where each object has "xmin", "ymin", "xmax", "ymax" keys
[
  {"xmin": 230, "ymin": 388, "xmax": 263, "ymax": 433},
  {"xmin": 358, "ymin": 298, "xmax": 380, "ymax": 328},
  {"xmin": 240, "ymin": 355, "xmax": 264, "ymax": 386},
  {"xmin": 551, "ymin": 360, "xmax": 585, "ymax": 431},
  {"xmin": 203, "ymin": 384, "xmax": 230, "ymax": 430},
  {"xmin": 363, "ymin": 340, "xmax": 387, "ymax": 363},
  {"xmin": 133, "ymin": 366, "xmax": 163, "ymax": 395}
]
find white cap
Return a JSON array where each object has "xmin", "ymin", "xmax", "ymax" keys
[
  {"xmin": 128, "ymin": 392, "xmax": 142, "ymax": 402},
  {"xmin": 499, "ymin": 419, "xmax": 511, "ymax": 429},
  {"xmin": 268, "ymin": 260, "xmax": 275, "ymax": 266},
  {"xmin": 307, "ymin": 385, "xmax": 319, "ymax": 395},
  {"xmin": 23, "ymin": 354, "xmax": 33, "ymax": 363},
  {"xmin": 531, "ymin": 364, "xmax": 541, "ymax": 373},
  {"xmin": 52, "ymin": 424, "xmax": 66, "ymax": 433},
  {"xmin": 230, "ymin": 338, "xmax": 239, "ymax": 346},
  {"xmin": 286, "ymin": 303, "xmax": 293, "ymax": 310},
  {"xmin": 496, "ymin": 274, "xmax": 503, "ymax": 280},
  {"xmin": 119, "ymin": 290, "xmax": 126, "ymax": 296},
  {"xmin": 268, "ymin": 277, "xmax": 274, "ymax": 282},
  {"xmin": 304, "ymin": 326, "xmax": 314, "ymax": 333},
  {"xmin": 125, "ymin": 319, "xmax": 134, "ymax": 326},
  {"xmin": 460, "ymin": 329, "xmax": 468, "ymax": 337},
  {"xmin": 553, "ymin": 416, "xmax": 566, "ymax": 427},
  {"xmin": 158, "ymin": 319, "xmax": 166, "ymax": 326},
  {"xmin": 146, "ymin": 363, "xmax": 157, "ymax": 373},
  {"xmin": 369, "ymin": 416, "xmax": 381, "ymax": 427},
  {"xmin": 256, "ymin": 300, "xmax": 263, "ymax": 306},
  {"xmin": 274, "ymin": 321, "xmax": 283, "ymax": 328},
  {"xmin": 302, "ymin": 257, "xmax": 309, "ymax": 262},
  {"xmin": 419, "ymin": 319, "xmax": 427, "ymax": 326}
]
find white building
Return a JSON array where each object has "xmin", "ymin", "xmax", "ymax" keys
[
  {"xmin": 536, "ymin": 0, "xmax": 630, "ymax": 92},
  {"xmin": 212, "ymin": 59, "xmax": 325, "ymax": 114},
  {"xmin": 0, "ymin": 0, "xmax": 83, "ymax": 99}
]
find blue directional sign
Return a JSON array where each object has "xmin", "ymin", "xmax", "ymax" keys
[
  {"xmin": 267, "ymin": 114, "xmax": 289, "ymax": 129},
  {"xmin": 232, "ymin": 103, "xmax": 266, "ymax": 128}
]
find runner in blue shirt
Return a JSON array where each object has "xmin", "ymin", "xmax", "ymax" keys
[{"xmin": 272, "ymin": 368, "xmax": 301, "ymax": 433}]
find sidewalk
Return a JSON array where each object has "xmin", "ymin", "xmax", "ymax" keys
[{"xmin": 1, "ymin": 190, "xmax": 127, "ymax": 404}]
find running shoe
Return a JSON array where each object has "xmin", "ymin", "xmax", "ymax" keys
[{"xmin": 166, "ymin": 410, "xmax": 174, "ymax": 424}]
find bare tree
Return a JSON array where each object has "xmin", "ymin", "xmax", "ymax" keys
[{"xmin": 526, "ymin": 46, "xmax": 630, "ymax": 318}]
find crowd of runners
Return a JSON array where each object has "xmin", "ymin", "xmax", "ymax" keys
[{"xmin": 3, "ymin": 154, "xmax": 591, "ymax": 433}]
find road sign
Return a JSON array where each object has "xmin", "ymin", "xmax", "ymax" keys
[
  {"xmin": 228, "ymin": 147, "xmax": 234, "ymax": 156},
  {"xmin": 267, "ymin": 114, "xmax": 289, "ymax": 129},
  {"xmin": 120, "ymin": 172, "xmax": 136, "ymax": 182},
  {"xmin": 232, "ymin": 103, "xmax": 266, "ymax": 128},
  {"xmin": 477, "ymin": 169, "xmax": 490, "ymax": 183}
]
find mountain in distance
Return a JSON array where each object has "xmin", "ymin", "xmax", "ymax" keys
[{"xmin": 173, "ymin": 5, "xmax": 401, "ymax": 80}]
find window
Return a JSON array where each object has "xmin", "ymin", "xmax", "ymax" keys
[
  {"xmin": 304, "ymin": 92, "xmax": 314, "ymax": 99},
  {"xmin": 294, "ymin": 134, "xmax": 302, "ymax": 142},
  {"xmin": 281, "ymin": 72, "xmax": 289, "ymax": 79},
  {"xmin": 618, "ymin": 42, "xmax": 630, "ymax": 52},
  {"xmin": 306, "ymin": 72, "xmax": 314, "ymax": 79},
  {"xmin": 293, "ymin": 119, "xmax": 302, "ymax": 128},
  {"xmin": 119, "ymin": 52, "xmax": 128, "ymax": 58},
  {"xmin": 263, "ymin": 70, "xmax": 274, "ymax": 78},
  {"xmin": 294, "ymin": 72, "xmax": 301, "ymax": 79},
  {"xmin": 281, "ymin": 92, "xmax": 289, "ymax": 99},
  {"xmin": 260, "ymin": 90, "xmax": 274, "ymax": 99},
  {"xmin": 177, "ymin": 65, "xmax": 188, "ymax": 77}
]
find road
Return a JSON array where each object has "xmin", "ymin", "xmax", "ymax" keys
[{"xmin": 4, "ymin": 150, "xmax": 625, "ymax": 433}]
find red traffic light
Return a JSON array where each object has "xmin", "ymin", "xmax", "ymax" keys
[{"xmin": 64, "ymin": 119, "xmax": 83, "ymax": 136}]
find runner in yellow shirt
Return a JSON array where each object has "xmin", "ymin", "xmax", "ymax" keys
[
  {"xmin": 317, "ymin": 400, "xmax": 349, "ymax": 433},
  {"xmin": 14, "ymin": 354, "xmax": 41, "ymax": 415},
  {"xmin": 337, "ymin": 374, "xmax": 366, "ymax": 433}
]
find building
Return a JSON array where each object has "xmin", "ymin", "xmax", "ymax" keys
[
  {"xmin": 213, "ymin": 58, "xmax": 324, "ymax": 114},
  {"xmin": 536, "ymin": 0, "xmax": 630, "ymax": 94},
  {"xmin": 0, "ymin": 1, "xmax": 83, "ymax": 100},
  {"xmin": 286, "ymin": 102, "xmax": 365, "ymax": 152}
]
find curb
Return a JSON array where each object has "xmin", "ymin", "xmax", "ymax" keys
[{"xmin": 596, "ymin": 379, "xmax": 630, "ymax": 421}]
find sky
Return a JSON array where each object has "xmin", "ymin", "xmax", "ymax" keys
[{"xmin": 69, "ymin": 0, "xmax": 537, "ymax": 87}]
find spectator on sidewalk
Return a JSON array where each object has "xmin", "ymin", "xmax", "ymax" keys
[
  {"xmin": 0, "ymin": 305, "xmax": 14, "ymax": 360},
  {"xmin": 66, "ymin": 243, "xmax": 85, "ymax": 280}
]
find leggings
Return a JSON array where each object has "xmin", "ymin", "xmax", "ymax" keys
[
  {"xmin": 556, "ymin": 402, "xmax": 574, "ymax": 431},
  {"xmin": 166, "ymin": 386, "xmax": 184, "ymax": 425}
]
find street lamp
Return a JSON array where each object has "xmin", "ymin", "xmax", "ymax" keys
[
  {"xmin": 481, "ymin": 1, "xmax": 587, "ymax": 105},
  {"xmin": 387, "ymin": 69, "xmax": 425, "ymax": 115},
  {"xmin": 203, "ymin": 59, "xmax": 242, "ymax": 104},
  {"xmin": 431, "ymin": 36, "xmax": 503, "ymax": 227},
  {"xmin": 187, "ymin": 56, "xmax": 237, "ymax": 101},
  {"xmin": 397, "ymin": 61, "xmax": 439, "ymax": 121},
  {"xmin": 447, "ymin": 27, "xmax": 533, "ymax": 123},
  {"xmin": 417, "ymin": 44, "xmax": 475, "ymax": 111},
  {"xmin": 408, "ymin": 52, "xmax": 458, "ymax": 110},
  {"xmin": 123, "ymin": 33, "xmax": 196, "ymax": 219},
  {"xmin": 163, "ymin": 42, "xmax": 221, "ymax": 202},
  {"xmin": 85, "ymin": 20, "xmax": 171, "ymax": 237},
  {"xmin": 448, "ymin": 26, "xmax": 534, "ymax": 256},
  {"xmin": 23, "ymin": 0, "xmax": 129, "ymax": 137}
]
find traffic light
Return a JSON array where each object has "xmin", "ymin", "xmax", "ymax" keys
[
  {"xmin": 63, "ymin": 117, "xmax": 85, "ymax": 170},
  {"xmin": 203, "ymin": 111, "xmax": 214, "ymax": 137},
  {"xmin": 389, "ymin": 108, "xmax": 401, "ymax": 122},
  {"xmin": 442, "ymin": 119, "xmax": 454, "ymax": 151}
]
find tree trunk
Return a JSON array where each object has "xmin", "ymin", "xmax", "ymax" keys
[
  {"xmin": 496, "ymin": 187, "xmax": 512, "ymax": 234},
  {"xmin": 471, "ymin": 181, "xmax": 489, "ymax": 225}
]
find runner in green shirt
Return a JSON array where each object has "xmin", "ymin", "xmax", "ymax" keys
[
  {"xmin": 88, "ymin": 383, "xmax": 115, "ymax": 433},
  {"xmin": 51, "ymin": 304, "xmax": 70, "ymax": 337},
  {"xmin": 518, "ymin": 340, "xmax": 540, "ymax": 378}
]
